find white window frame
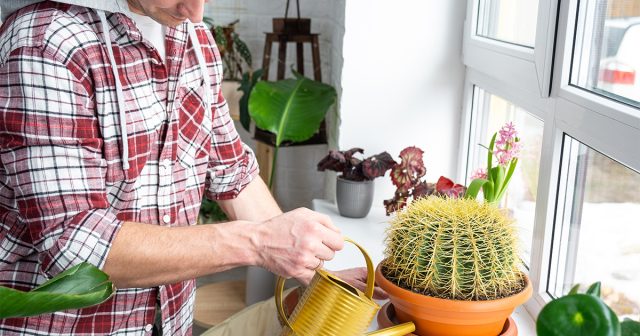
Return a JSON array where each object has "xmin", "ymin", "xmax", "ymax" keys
[
  {"xmin": 461, "ymin": 0, "xmax": 640, "ymax": 318},
  {"xmin": 463, "ymin": 0, "xmax": 558, "ymax": 97}
]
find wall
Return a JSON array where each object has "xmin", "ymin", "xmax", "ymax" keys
[
  {"xmin": 338, "ymin": 0, "xmax": 467, "ymax": 206},
  {"xmin": 205, "ymin": 0, "xmax": 346, "ymax": 208}
]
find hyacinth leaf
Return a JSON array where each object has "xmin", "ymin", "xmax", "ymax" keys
[
  {"xmin": 0, "ymin": 263, "xmax": 113, "ymax": 318},
  {"xmin": 586, "ymin": 282, "xmax": 602, "ymax": 297},
  {"xmin": 536, "ymin": 294, "xmax": 620, "ymax": 336},
  {"xmin": 622, "ymin": 319, "xmax": 640, "ymax": 336},
  {"xmin": 568, "ymin": 284, "xmax": 581, "ymax": 295},
  {"xmin": 496, "ymin": 158, "xmax": 519, "ymax": 202},
  {"xmin": 362, "ymin": 152, "xmax": 396, "ymax": 179},
  {"xmin": 465, "ymin": 178, "xmax": 489, "ymax": 200},
  {"xmin": 487, "ymin": 132, "xmax": 498, "ymax": 173},
  {"xmin": 249, "ymin": 73, "xmax": 336, "ymax": 147}
]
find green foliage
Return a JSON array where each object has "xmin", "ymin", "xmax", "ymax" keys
[
  {"xmin": 202, "ymin": 17, "xmax": 251, "ymax": 80},
  {"xmin": 0, "ymin": 263, "xmax": 114, "ymax": 318},
  {"xmin": 382, "ymin": 196, "xmax": 525, "ymax": 301},
  {"xmin": 238, "ymin": 69, "xmax": 264, "ymax": 132},
  {"xmin": 199, "ymin": 198, "xmax": 228, "ymax": 223},
  {"xmin": 249, "ymin": 72, "xmax": 336, "ymax": 187},
  {"xmin": 537, "ymin": 282, "xmax": 640, "ymax": 336}
]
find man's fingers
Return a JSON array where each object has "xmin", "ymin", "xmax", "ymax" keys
[{"xmin": 318, "ymin": 226, "xmax": 344, "ymax": 251}]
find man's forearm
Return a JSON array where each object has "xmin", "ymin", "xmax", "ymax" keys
[
  {"xmin": 103, "ymin": 220, "xmax": 259, "ymax": 288},
  {"xmin": 217, "ymin": 176, "xmax": 282, "ymax": 221}
]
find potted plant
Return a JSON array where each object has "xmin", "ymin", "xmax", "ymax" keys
[
  {"xmin": 202, "ymin": 17, "xmax": 253, "ymax": 121},
  {"xmin": 376, "ymin": 124, "xmax": 532, "ymax": 336},
  {"xmin": 249, "ymin": 71, "xmax": 337, "ymax": 189},
  {"xmin": 317, "ymin": 148, "xmax": 396, "ymax": 218},
  {"xmin": 383, "ymin": 146, "xmax": 466, "ymax": 215},
  {"xmin": 537, "ymin": 282, "xmax": 640, "ymax": 336}
]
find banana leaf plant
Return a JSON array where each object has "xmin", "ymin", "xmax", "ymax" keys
[
  {"xmin": 249, "ymin": 72, "xmax": 337, "ymax": 188},
  {"xmin": 0, "ymin": 262, "xmax": 114, "ymax": 318},
  {"xmin": 537, "ymin": 282, "xmax": 640, "ymax": 336}
]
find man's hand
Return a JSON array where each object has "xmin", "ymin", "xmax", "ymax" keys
[
  {"xmin": 252, "ymin": 208, "xmax": 344, "ymax": 284},
  {"xmin": 331, "ymin": 267, "xmax": 389, "ymax": 300}
]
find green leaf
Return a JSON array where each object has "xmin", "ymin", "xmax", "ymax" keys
[
  {"xmin": 0, "ymin": 263, "xmax": 114, "ymax": 318},
  {"xmin": 465, "ymin": 178, "xmax": 489, "ymax": 199},
  {"xmin": 239, "ymin": 69, "xmax": 263, "ymax": 131},
  {"xmin": 622, "ymin": 319, "xmax": 640, "ymax": 336},
  {"xmin": 586, "ymin": 282, "xmax": 602, "ymax": 297},
  {"xmin": 569, "ymin": 284, "xmax": 581, "ymax": 295},
  {"xmin": 487, "ymin": 132, "xmax": 497, "ymax": 173},
  {"xmin": 495, "ymin": 158, "xmax": 518, "ymax": 202},
  {"xmin": 537, "ymin": 294, "xmax": 620, "ymax": 336},
  {"xmin": 249, "ymin": 75, "xmax": 336, "ymax": 147}
]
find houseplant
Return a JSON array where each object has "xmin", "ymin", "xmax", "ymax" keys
[
  {"xmin": 249, "ymin": 71, "xmax": 337, "ymax": 189},
  {"xmin": 317, "ymin": 147, "xmax": 396, "ymax": 218},
  {"xmin": 0, "ymin": 263, "xmax": 114, "ymax": 318},
  {"xmin": 202, "ymin": 17, "xmax": 253, "ymax": 121},
  {"xmin": 465, "ymin": 122, "xmax": 521, "ymax": 205},
  {"xmin": 376, "ymin": 196, "xmax": 531, "ymax": 335},
  {"xmin": 383, "ymin": 146, "xmax": 465, "ymax": 215},
  {"xmin": 537, "ymin": 282, "xmax": 640, "ymax": 336},
  {"xmin": 376, "ymin": 125, "xmax": 530, "ymax": 335}
]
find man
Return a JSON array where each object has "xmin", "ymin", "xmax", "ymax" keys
[{"xmin": 0, "ymin": 0, "xmax": 383, "ymax": 334}]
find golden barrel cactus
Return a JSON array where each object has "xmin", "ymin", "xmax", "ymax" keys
[{"xmin": 381, "ymin": 196, "xmax": 526, "ymax": 301}]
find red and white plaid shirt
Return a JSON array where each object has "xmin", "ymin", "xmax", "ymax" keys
[{"xmin": 0, "ymin": 2, "xmax": 258, "ymax": 335}]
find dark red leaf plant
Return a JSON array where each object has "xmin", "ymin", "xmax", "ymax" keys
[
  {"xmin": 317, "ymin": 148, "xmax": 397, "ymax": 182},
  {"xmin": 384, "ymin": 146, "xmax": 467, "ymax": 215}
]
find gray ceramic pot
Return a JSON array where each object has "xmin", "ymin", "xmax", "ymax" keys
[{"xmin": 336, "ymin": 176, "xmax": 375, "ymax": 218}]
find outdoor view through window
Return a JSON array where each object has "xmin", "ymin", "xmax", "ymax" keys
[{"xmin": 572, "ymin": 0, "xmax": 640, "ymax": 106}]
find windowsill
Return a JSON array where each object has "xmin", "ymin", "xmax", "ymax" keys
[{"xmin": 311, "ymin": 199, "xmax": 537, "ymax": 335}]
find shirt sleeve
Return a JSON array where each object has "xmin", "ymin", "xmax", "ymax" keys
[
  {"xmin": 0, "ymin": 46, "xmax": 122, "ymax": 278},
  {"xmin": 202, "ymin": 27, "xmax": 259, "ymax": 201}
]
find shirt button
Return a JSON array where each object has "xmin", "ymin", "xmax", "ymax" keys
[
  {"xmin": 162, "ymin": 214, "xmax": 171, "ymax": 224},
  {"xmin": 145, "ymin": 324, "xmax": 153, "ymax": 332}
]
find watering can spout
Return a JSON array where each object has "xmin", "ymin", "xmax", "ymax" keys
[
  {"xmin": 275, "ymin": 237, "xmax": 416, "ymax": 336},
  {"xmin": 366, "ymin": 322, "xmax": 416, "ymax": 335}
]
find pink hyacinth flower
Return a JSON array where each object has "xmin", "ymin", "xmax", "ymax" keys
[
  {"xmin": 494, "ymin": 122, "xmax": 520, "ymax": 167},
  {"xmin": 471, "ymin": 168, "xmax": 488, "ymax": 180}
]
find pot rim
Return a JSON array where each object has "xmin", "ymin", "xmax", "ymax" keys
[
  {"xmin": 337, "ymin": 175, "xmax": 374, "ymax": 184},
  {"xmin": 375, "ymin": 261, "xmax": 533, "ymax": 312}
]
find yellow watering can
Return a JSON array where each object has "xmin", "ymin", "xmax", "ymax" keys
[{"xmin": 275, "ymin": 238, "xmax": 415, "ymax": 336}]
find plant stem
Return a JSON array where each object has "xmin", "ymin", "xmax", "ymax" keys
[{"xmin": 268, "ymin": 145, "xmax": 279, "ymax": 190}]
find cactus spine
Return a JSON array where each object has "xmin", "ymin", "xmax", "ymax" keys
[{"xmin": 382, "ymin": 196, "xmax": 525, "ymax": 301}]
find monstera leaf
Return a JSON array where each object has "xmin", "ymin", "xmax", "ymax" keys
[
  {"xmin": 249, "ymin": 73, "xmax": 336, "ymax": 147},
  {"xmin": 0, "ymin": 263, "xmax": 114, "ymax": 318}
]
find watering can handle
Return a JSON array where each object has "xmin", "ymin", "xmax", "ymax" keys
[{"xmin": 275, "ymin": 237, "xmax": 376, "ymax": 332}]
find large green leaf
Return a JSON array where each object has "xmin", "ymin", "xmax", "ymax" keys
[
  {"xmin": 249, "ymin": 74, "xmax": 336, "ymax": 147},
  {"xmin": 622, "ymin": 319, "xmax": 640, "ymax": 336},
  {"xmin": 0, "ymin": 263, "xmax": 114, "ymax": 318},
  {"xmin": 537, "ymin": 294, "xmax": 620, "ymax": 336}
]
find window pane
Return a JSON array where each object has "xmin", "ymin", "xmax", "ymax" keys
[
  {"xmin": 476, "ymin": 0, "xmax": 539, "ymax": 47},
  {"xmin": 571, "ymin": 0, "xmax": 640, "ymax": 106},
  {"xmin": 468, "ymin": 88, "xmax": 544, "ymax": 265},
  {"xmin": 551, "ymin": 136, "xmax": 640, "ymax": 319}
]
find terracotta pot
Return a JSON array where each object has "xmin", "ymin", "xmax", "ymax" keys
[
  {"xmin": 377, "ymin": 302, "xmax": 518, "ymax": 336},
  {"xmin": 375, "ymin": 263, "xmax": 532, "ymax": 336}
]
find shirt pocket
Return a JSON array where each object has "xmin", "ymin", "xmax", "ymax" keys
[{"xmin": 176, "ymin": 80, "xmax": 212, "ymax": 169}]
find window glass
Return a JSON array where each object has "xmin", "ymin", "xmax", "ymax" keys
[
  {"xmin": 550, "ymin": 136, "xmax": 640, "ymax": 319},
  {"xmin": 468, "ymin": 88, "xmax": 544, "ymax": 265},
  {"xmin": 476, "ymin": 0, "xmax": 539, "ymax": 47},
  {"xmin": 571, "ymin": 0, "xmax": 640, "ymax": 106}
]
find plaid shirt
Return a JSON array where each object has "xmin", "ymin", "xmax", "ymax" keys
[{"xmin": 0, "ymin": 2, "xmax": 258, "ymax": 335}]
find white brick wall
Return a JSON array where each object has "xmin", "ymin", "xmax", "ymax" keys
[{"xmin": 204, "ymin": 0, "xmax": 345, "ymax": 92}]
